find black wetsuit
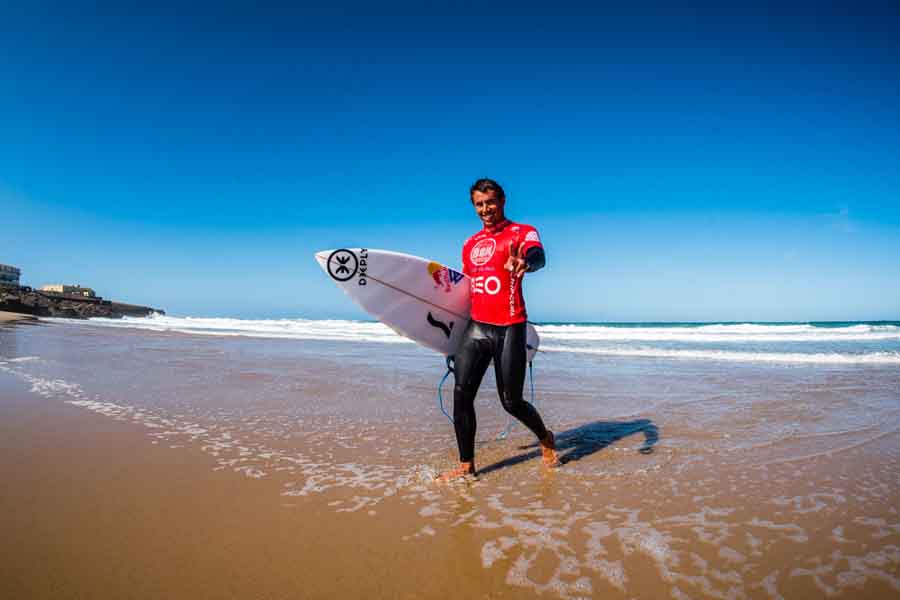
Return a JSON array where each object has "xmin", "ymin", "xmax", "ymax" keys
[{"xmin": 452, "ymin": 246, "xmax": 548, "ymax": 463}]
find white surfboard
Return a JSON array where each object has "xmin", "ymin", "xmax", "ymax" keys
[{"xmin": 314, "ymin": 248, "xmax": 539, "ymax": 360}]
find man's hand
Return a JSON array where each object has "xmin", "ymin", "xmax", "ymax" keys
[{"xmin": 504, "ymin": 241, "xmax": 528, "ymax": 277}]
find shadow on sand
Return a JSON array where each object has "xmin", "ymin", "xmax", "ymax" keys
[{"xmin": 477, "ymin": 419, "xmax": 659, "ymax": 477}]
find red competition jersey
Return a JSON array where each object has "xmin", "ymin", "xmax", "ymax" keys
[{"xmin": 462, "ymin": 220, "xmax": 543, "ymax": 326}]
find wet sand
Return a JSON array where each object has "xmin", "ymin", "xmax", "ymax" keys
[
  {"xmin": 0, "ymin": 376, "xmax": 506, "ymax": 599},
  {"xmin": 1, "ymin": 321, "xmax": 898, "ymax": 599}
]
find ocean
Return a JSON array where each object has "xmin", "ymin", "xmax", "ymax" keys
[{"xmin": 51, "ymin": 315, "xmax": 900, "ymax": 365}]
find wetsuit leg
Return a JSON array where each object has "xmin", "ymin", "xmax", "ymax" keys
[
  {"xmin": 493, "ymin": 322, "xmax": 549, "ymax": 441},
  {"xmin": 452, "ymin": 321, "xmax": 492, "ymax": 462}
]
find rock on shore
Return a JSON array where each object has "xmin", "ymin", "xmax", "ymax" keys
[{"xmin": 0, "ymin": 289, "xmax": 163, "ymax": 319}]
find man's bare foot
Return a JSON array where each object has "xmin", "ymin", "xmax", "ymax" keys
[
  {"xmin": 540, "ymin": 431, "xmax": 561, "ymax": 467},
  {"xmin": 436, "ymin": 461, "xmax": 476, "ymax": 482}
]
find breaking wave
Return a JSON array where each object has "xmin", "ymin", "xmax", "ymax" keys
[
  {"xmin": 540, "ymin": 345, "xmax": 900, "ymax": 365},
  {"xmin": 54, "ymin": 314, "xmax": 412, "ymax": 344},
  {"xmin": 60, "ymin": 316, "xmax": 900, "ymax": 365},
  {"xmin": 537, "ymin": 323, "xmax": 900, "ymax": 343}
]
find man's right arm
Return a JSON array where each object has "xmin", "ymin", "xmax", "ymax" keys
[{"xmin": 461, "ymin": 240, "xmax": 470, "ymax": 276}]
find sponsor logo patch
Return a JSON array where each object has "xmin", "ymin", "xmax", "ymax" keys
[
  {"xmin": 471, "ymin": 275, "xmax": 501, "ymax": 295},
  {"xmin": 326, "ymin": 249, "xmax": 358, "ymax": 282},
  {"xmin": 327, "ymin": 248, "xmax": 368, "ymax": 285},
  {"xmin": 525, "ymin": 230, "xmax": 540, "ymax": 243},
  {"xmin": 357, "ymin": 248, "xmax": 368, "ymax": 286},
  {"xmin": 427, "ymin": 262, "xmax": 464, "ymax": 292},
  {"xmin": 426, "ymin": 312, "xmax": 454, "ymax": 338},
  {"xmin": 470, "ymin": 238, "xmax": 496, "ymax": 266}
]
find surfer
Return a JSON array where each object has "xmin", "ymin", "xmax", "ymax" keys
[{"xmin": 438, "ymin": 178, "xmax": 560, "ymax": 481}]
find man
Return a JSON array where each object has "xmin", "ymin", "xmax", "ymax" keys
[{"xmin": 438, "ymin": 178, "xmax": 559, "ymax": 481}]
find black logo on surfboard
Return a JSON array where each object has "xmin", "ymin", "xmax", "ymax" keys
[
  {"xmin": 427, "ymin": 312, "xmax": 454, "ymax": 338},
  {"xmin": 326, "ymin": 249, "xmax": 358, "ymax": 282}
]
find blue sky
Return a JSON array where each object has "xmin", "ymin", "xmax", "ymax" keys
[{"xmin": 3, "ymin": 4, "xmax": 899, "ymax": 321}]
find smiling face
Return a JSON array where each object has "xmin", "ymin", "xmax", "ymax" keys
[{"xmin": 471, "ymin": 189, "xmax": 506, "ymax": 228}]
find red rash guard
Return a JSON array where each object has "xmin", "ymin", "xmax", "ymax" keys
[{"xmin": 462, "ymin": 219, "xmax": 543, "ymax": 326}]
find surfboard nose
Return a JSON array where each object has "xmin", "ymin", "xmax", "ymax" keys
[{"xmin": 313, "ymin": 250, "xmax": 332, "ymax": 269}]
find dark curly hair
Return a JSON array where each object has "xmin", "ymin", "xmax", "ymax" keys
[{"xmin": 469, "ymin": 178, "xmax": 506, "ymax": 202}]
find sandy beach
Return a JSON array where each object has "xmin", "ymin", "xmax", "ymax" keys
[
  {"xmin": 0, "ymin": 311, "xmax": 37, "ymax": 323},
  {"xmin": 1, "ymin": 319, "xmax": 898, "ymax": 599}
]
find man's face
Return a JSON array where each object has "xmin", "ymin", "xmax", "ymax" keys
[{"xmin": 471, "ymin": 190, "xmax": 505, "ymax": 228}]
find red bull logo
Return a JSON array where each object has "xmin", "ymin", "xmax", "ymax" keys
[{"xmin": 427, "ymin": 262, "xmax": 464, "ymax": 292}]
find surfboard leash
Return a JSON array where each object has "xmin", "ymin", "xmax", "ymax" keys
[
  {"xmin": 437, "ymin": 355, "xmax": 455, "ymax": 424},
  {"xmin": 438, "ymin": 357, "xmax": 538, "ymax": 439}
]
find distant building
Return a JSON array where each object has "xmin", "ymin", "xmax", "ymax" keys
[
  {"xmin": 39, "ymin": 284, "xmax": 97, "ymax": 298},
  {"xmin": 0, "ymin": 263, "xmax": 21, "ymax": 288}
]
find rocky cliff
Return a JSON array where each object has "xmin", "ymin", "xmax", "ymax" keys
[{"xmin": 0, "ymin": 288, "xmax": 163, "ymax": 319}]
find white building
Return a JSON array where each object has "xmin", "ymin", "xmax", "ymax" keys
[
  {"xmin": 39, "ymin": 284, "xmax": 97, "ymax": 298},
  {"xmin": 0, "ymin": 263, "xmax": 21, "ymax": 287}
]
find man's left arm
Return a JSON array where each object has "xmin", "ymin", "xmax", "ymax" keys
[
  {"xmin": 522, "ymin": 226, "xmax": 545, "ymax": 273},
  {"xmin": 525, "ymin": 246, "xmax": 546, "ymax": 272},
  {"xmin": 506, "ymin": 226, "xmax": 546, "ymax": 276}
]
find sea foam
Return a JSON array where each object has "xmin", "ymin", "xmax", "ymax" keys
[
  {"xmin": 56, "ymin": 316, "xmax": 900, "ymax": 365},
  {"xmin": 539, "ymin": 345, "xmax": 900, "ymax": 365}
]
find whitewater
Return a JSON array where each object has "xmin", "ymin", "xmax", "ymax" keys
[{"xmin": 52, "ymin": 315, "xmax": 900, "ymax": 365}]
